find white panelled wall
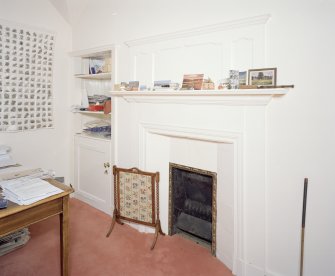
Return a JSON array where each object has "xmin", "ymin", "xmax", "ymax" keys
[{"xmin": 72, "ymin": 1, "xmax": 335, "ymax": 276}]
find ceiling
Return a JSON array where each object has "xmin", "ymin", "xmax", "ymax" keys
[{"xmin": 48, "ymin": 0, "xmax": 92, "ymax": 25}]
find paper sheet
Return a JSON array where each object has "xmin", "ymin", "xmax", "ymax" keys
[{"xmin": 1, "ymin": 178, "xmax": 63, "ymax": 205}]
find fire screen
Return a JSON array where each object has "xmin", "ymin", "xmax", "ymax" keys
[{"xmin": 106, "ymin": 166, "xmax": 164, "ymax": 250}]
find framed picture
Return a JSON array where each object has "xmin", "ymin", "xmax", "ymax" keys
[
  {"xmin": 248, "ymin": 68, "xmax": 277, "ymax": 86},
  {"xmin": 128, "ymin": 81, "xmax": 139, "ymax": 91},
  {"xmin": 181, "ymin": 74, "xmax": 204, "ymax": 90}
]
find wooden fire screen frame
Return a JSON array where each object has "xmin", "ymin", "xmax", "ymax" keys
[{"xmin": 106, "ymin": 165, "xmax": 165, "ymax": 249}]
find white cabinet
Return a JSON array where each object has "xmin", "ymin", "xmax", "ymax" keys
[{"xmin": 74, "ymin": 135, "xmax": 112, "ymax": 214}]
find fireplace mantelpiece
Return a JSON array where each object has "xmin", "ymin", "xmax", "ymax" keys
[
  {"xmin": 109, "ymin": 88, "xmax": 288, "ymax": 105},
  {"xmin": 109, "ymin": 89, "xmax": 288, "ymax": 276}
]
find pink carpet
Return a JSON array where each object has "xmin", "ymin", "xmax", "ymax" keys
[{"xmin": 0, "ymin": 199, "xmax": 233, "ymax": 276}]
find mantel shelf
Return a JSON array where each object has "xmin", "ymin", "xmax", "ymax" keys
[
  {"xmin": 75, "ymin": 72, "xmax": 111, "ymax": 80},
  {"xmin": 109, "ymin": 88, "xmax": 290, "ymax": 106}
]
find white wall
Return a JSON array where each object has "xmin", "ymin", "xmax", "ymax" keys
[
  {"xmin": 73, "ymin": 0, "xmax": 333, "ymax": 275},
  {"xmin": 0, "ymin": 0, "xmax": 72, "ymax": 181}
]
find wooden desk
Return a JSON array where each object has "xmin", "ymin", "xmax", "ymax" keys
[{"xmin": 0, "ymin": 179, "xmax": 73, "ymax": 276}]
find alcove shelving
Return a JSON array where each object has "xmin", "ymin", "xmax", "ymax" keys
[
  {"xmin": 70, "ymin": 45, "xmax": 117, "ymax": 138},
  {"xmin": 69, "ymin": 44, "xmax": 118, "ymax": 215}
]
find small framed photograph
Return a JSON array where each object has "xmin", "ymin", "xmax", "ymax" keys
[
  {"xmin": 248, "ymin": 68, "xmax": 277, "ymax": 86},
  {"xmin": 128, "ymin": 81, "xmax": 139, "ymax": 91},
  {"xmin": 181, "ymin": 74, "xmax": 204, "ymax": 90},
  {"xmin": 239, "ymin": 71, "xmax": 247, "ymax": 86}
]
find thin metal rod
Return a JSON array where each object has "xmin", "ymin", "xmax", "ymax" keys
[{"xmin": 300, "ymin": 178, "xmax": 308, "ymax": 276}]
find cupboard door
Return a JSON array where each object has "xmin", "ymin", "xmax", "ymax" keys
[{"xmin": 74, "ymin": 135, "xmax": 112, "ymax": 214}]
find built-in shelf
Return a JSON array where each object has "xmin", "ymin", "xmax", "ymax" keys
[
  {"xmin": 109, "ymin": 88, "xmax": 290, "ymax": 106},
  {"xmin": 75, "ymin": 133, "xmax": 111, "ymax": 141},
  {"xmin": 75, "ymin": 111, "xmax": 110, "ymax": 115},
  {"xmin": 74, "ymin": 72, "xmax": 111, "ymax": 80}
]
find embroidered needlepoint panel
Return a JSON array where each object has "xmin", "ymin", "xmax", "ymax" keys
[{"xmin": 119, "ymin": 171, "xmax": 153, "ymax": 224}]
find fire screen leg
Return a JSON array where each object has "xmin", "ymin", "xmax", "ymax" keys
[
  {"xmin": 106, "ymin": 209, "xmax": 123, "ymax": 237},
  {"xmin": 150, "ymin": 219, "xmax": 165, "ymax": 250}
]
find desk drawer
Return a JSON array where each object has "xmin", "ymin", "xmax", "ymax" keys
[{"xmin": 0, "ymin": 199, "xmax": 63, "ymax": 237}]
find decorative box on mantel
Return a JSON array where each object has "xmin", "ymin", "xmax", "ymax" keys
[{"xmin": 109, "ymin": 88, "xmax": 289, "ymax": 106}]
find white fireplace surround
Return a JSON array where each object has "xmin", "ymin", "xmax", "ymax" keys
[
  {"xmin": 138, "ymin": 121, "xmax": 239, "ymax": 269},
  {"xmin": 110, "ymin": 91, "xmax": 288, "ymax": 276}
]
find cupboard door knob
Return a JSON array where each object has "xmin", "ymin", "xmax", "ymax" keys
[{"xmin": 104, "ymin": 162, "xmax": 110, "ymax": 173}]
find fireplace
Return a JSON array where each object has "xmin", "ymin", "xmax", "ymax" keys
[
  {"xmin": 111, "ymin": 88, "xmax": 282, "ymax": 274},
  {"xmin": 168, "ymin": 162, "xmax": 217, "ymax": 255}
]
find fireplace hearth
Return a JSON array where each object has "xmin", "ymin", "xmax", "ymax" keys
[{"xmin": 169, "ymin": 162, "xmax": 217, "ymax": 255}]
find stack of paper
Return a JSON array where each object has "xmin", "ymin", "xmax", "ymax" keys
[
  {"xmin": 0, "ymin": 178, "xmax": 63, "ymax": 205},
  {"xmin": 0, "ymin": 145, "xmax": 16, "ymax": 168},
  {"xmin": 0, "ymin": 167, "xmax": 51, "ymax": 181},
  {"xmin": 0, "ymin": 228, "xmax": 30, "ymax": 256}
]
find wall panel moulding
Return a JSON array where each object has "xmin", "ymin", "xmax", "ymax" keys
[{"xmin": 124, "ymin": 14, "xmax": 271, "ymax": 47}]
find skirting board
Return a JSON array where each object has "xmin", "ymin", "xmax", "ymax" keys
[{"xmin": 236, "ymin": 259, "xmax": 288, "ymax": 276}]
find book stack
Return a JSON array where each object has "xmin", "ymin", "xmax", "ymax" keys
[{"xmin": 88, "ymin": 95, "xmax": 109, "ymax": 105}]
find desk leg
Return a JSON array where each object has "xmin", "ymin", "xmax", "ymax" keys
[{"xmin": 60, "ymin": 196, "xmax": 69, "ymax": 276}]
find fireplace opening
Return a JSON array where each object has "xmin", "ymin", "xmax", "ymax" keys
[{"xmin": 169, "ymin": 163, "xmax": 217, "ymax": 255}]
